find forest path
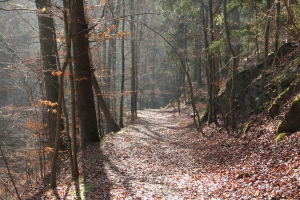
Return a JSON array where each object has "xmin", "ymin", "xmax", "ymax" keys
[
  {"xmin": 32, "ymin": 107, "xmax": 300, "ymax": 199},
  {"xmin": 97, "ymin": 108, "xmax": 207, "ymax": 199}
]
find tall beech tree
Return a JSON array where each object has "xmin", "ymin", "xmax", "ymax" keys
[
  {"xmin": 264, "ymin": 0, "xmax": 271, "ymax": 67},
  {"xmin": 72, "ymin": 0, "xmax": 100, "ymax": 148},
  {"xmin": 130, "ymin": 0, "xmax": 137, "ymax": 121},
  {"xmin": 35, "ymin": 0, "xmax": 59, "ymax": 147},
  {"xmin": 223, "ymin": 0, "xmax": 237, "ymax": 128},
  {"xmin": 119, "ymin": 0, "xmax": 126, "ymax": 128}
]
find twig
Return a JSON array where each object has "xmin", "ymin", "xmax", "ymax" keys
[
  {"xmin": 0, "ymin": 142, "xmax": 21, "ymax": 199},
  {"xmin": 282, "ymin": 0, "xmax": 300, "ymax": 37}
]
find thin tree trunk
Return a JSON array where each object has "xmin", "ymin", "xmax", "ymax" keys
[
  {"xmin": 49, "ymin": 42, "xmax": 68, "ymax": 189},
  {"xmin": 62, "ymin": 95, "xmax": 73, "ymax": 178},
  {"xmin": 223, "ymin": 0, "xmax": 237, "ymax": 128},
  {"xmin": 50, "ymin": 0, "xmax": 78, "ymax": 186},
  {"xmin": 214, "ymin": 0, "xmax": 221, "ymax": 89},
  {"xmin": 255, "ymin": 2, "xmax": 260, "ymax": 63},
  {"xmin": 91, "ymin": 73, "xmax": 121, "ymax": 132},
  {"xmin": 119, "ymin": 0, "xmax": 125, "ymax": 128},
  {"xmin": 0, "ymin": 143, "xmax": 21, "ymax": 199},
  {"xmin": 130, "ymin": 0, "xmax": 136, "ymax": 120},
  {"xmin": 112, "ymin": 0, "xmax": 122, "ymax": 119},
  {"xmin": 208, "ymin": 0, "xmax": 217, "ymax": 125},
  {"xmin": 135, "ymin": 11, "xmax": 144, "ymax": 117},
  {"xmin": 201, "ymin": 0, "xmax": 213, "ymax": 124},
  {"xmin": 274, "ymin": 0, "xmax": 280, "ymax": 63},
  {"xmin": 264, "ymin": 0, "xmax": 271, "ymax": 67},
  {"xmin": 282, "ymin": 0, "xmax": 300, "ymax": 41},
  {"xmin": 63, "ymin": 0, "xmax": 78, "ymax": 180}
]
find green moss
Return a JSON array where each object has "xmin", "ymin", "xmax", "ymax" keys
[
  {"xmin": 268, "ymin": 82, "xmax": 298, "ymax": 119},
  {"xmin": 276, "ymin": 121, "xmax": 284, "ymax": 133},
  {"xmin": 71, "ymin": 175, "xmax": 95, "ymax": 200},
  {"xmin": 200, "ymin": 104, "xmax": 209, "ymax": 125},
  {"xmin": 242, "ymin": 117, "xmax": 256, "ymax": 134},
  {"xmin": 165, "ymin": 98, "xmax": 177, "ymax": 108},
  {"xmin": 291, "ymin": 94, "xmax": 300, "ymax": 104},
  {"xmin": 275, "ymin": 133, "xmax": 286, "ymax": 143},
  {"xmin": 243, "ymin": 121, "xmax": 252, "ymax": 134}
]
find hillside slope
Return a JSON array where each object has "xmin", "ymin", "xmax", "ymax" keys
[{"xmin": 217, "ymin": 43, "xmax": 300, "ymax": 133}]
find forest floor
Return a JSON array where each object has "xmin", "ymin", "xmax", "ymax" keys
[{"xmin": 24, "ymin": 105, "xmax": 300, "ymax": 199}]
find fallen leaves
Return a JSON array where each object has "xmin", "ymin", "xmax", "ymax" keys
[{"xmin": 21, "ymin": 107, "xmax": 300, "ymax": 199}]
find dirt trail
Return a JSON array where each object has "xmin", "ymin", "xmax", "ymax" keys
[
  {"xmin": 94, "ymin": 108, "xmax": 216, "ymax": 199},
  {"xmin": 26, "ymin": 107, "xmax": 300, "ymax": 199}
]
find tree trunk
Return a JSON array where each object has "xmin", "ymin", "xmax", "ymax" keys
[
  {"xmin": 63, "ymin": 0, "xmax": 78, "ymax": 180},
  {"xmin": 214, "ymin": 1, "xmax": 221, "ymax": 89},
  {"xmin": 91, "ymin": 73, "xmax": 121, "ymax": 133},
  {"xmin": 201, "ymin": 0, "xmax": 213, "ymax": 124},
  {"xmin": 35, "ymin": 0, "xmax": 59, "ymax": 147},
  {"xmin": 112, "ymin": 0, "xmax": 122, "ymax": 119},
  {"xmin": 130, "ymin": 0, "xmax": 137, "ymax": 120},
  {"xmin": 72, "ymin": 0, "xmax": 100, "ymax": 148},
  {"xmin": 283, "ymin": 0, "xmax": 300, "ymax": 41},
  {"xmin": 195, "ymin": 36, "xmax": 202, "ymax": 87},
  {"xmin": 264, "ymin": 0, "xmax": 271, "ymax": 67},
  {"xmin": 274, "ymin": 0, "xmax": 280, "ymax": 61},
  {"xmin": 196, "ymin": 4, "xmax": 203, "ymax": 88},
  {"xmin": 223, "ymin": 0, "xmax": 237, "ymax": 128},
  {"xmin": 231, "ymin": 4, "xmax": 241, "ymax": 66},
  {"xmin": 119, "ymin": 0, "xmax": 125, "ymax": 128},
  {"xmin": 255, "ymin": 2, "xmax": 260, "ymax": 63},
  {"xmin": 208, "ymin": 0, "xmax": 218, "ymax": 125}
]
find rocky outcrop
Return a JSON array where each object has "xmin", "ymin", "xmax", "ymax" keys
[
  {"xmin": 217, "ymin": 43, "xmax": 298, "ymax": 123},
  {"xmin": 277, "ymin": 94, "xmax": 300, "ymax": 133},
  {"xmin": 268, "ymin": 81, "xmax": 299, "ymax": 118}
]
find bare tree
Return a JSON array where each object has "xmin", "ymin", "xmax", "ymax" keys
[
  {"xmin": 72, "ymin": 0, "xmax": 100, "ymax": 148},
  {"xmin": 35, "ymin": 0, "xmax": 59, "ymax": 147},
  {"xmin": 223, "ymin": 0, "xmax": 237, "ymax": 128}
]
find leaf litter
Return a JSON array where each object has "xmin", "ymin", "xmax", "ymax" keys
[{"xmin": 22, "ymin": 106, "xmax": 300, "ymax": 199}]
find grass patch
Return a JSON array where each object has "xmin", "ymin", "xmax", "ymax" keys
[{"xmin": 275, "ymin": 133, "xmax": 286, "ymax": 143}]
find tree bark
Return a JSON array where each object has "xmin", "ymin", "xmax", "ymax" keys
[
  {"xmin": 264, "ymin": 0, "xmax": 271, "ymax": 67},
  {"xmin": 119, "ymin": 0, "xmax": 125, "ymax": 128},
  {"xmin": 91, "ymin": 73, "xmax": 121, "ymax": 133},
  {"xmin": 223, "ymin": 0, "xmax": 237, "ymax": 128},
  {"xmin": 35, "ymin": 0, "xmax": 59, "ymax": 147},
  {"xmin": 274, "ymin": 0, "xmax": 280, "ymax": 61},
  {"xmin": 208, "ymin": 0, "xmax": 218, "ymax": 125},
  {"xmin": 130, "ymin": 0, "xmax": 137, "ymax": 120},
  {"xmin": 201, "ymin": 0, "xmax": 213, "ymax": 124},
  {"xmin": 63, "ymin": 0, "xmax": 78, "ymax": 180},
  {"xmin": 72, "ymin": 0, "xmax": 100, "ymax": 148}
]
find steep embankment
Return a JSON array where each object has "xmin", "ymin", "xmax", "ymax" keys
[
  {"xmin": 24, "ymin": 106, "xmax": 300, "ymax": 199},
  {"xmin": 218, "ymin": 43, "xmax": 300, "ymax": 133}
]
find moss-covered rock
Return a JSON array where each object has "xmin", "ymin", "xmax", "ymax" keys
[
  {"xmin": 218, "ymin": 63, "xmax": 264, "ymax": 121},
  {"xmin": 277, "ymin": 94, "xmax": 300, "ymax": 133},
  {"xmin": 216, "ymin": 43, "xmax": 298, "ymax": 124},
  {"xmin": 268, "ymin": 80, "xmax": 298, "ymax": 118},
  {"xmin": 242, "ymin": 117, "xmax": 256, "ymax": 134},
  {"xmin": 268, "ymin": 101, "xmax": 280, "ymax": 119}
]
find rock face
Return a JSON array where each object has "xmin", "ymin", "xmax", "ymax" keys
[
  {"xmin": 218, "ymin": 61, "xmax": 267, "ymax": 121},
  {"xmin": 217, "ymin": 43, "xmax": 298, "ymax": 123},
  {"xmin": 268, "ymin": 81, "xmax": 298, "ymax": 119},
  {"xmin": 277, "ymin": 94, "xmax": 300, "ymax": 133}
]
